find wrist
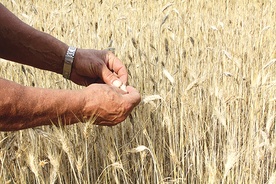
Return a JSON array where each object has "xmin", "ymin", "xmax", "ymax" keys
[{"xmin": 63, "ymin": 46, "xmax": 77, "ymax": 79}]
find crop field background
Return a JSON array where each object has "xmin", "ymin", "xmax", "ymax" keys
[{"xmin": 0, "ymin": 0, "xmax": 276, "ymax": 183}]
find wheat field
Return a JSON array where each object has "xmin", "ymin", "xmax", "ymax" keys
[{"xmin": 0, "ymin": 0, "xmax": 276, "ymax": 183}]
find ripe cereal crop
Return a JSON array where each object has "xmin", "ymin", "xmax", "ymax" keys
[{"xmin": 0, "ymin": 0, "xmax": 276, "ymax": 183}]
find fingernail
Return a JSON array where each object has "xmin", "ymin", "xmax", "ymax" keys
[
  {"xmin": 120, "ymin": 84, "xmax": 127, "ymax": 92},
  {"xmin": 112, "ymin": 79, "xmax": 122, "ymax": 88}
]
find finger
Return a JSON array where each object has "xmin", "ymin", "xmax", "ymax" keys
[
  {"xmin": 124, "ymin": 86, "xmax": 141, "ymax": 105},
  {"xmin": 100, "ymin": 65, "xmax": 128, "ymax": 92},
  {"xmin": 110, "ymin": 84, "xmax": 128, "ymax": 95},
  {"xmin": 100, "ymin": 64, "xmax": 123, "ymax": 86},
  {"xmin": 106, "ymin": 52, "xmax": 128, "ymax": 84},
  {"xmin": 94, "ymin": 116, "xmax": 123, "ymax": 126},
  {"xmin": 95, "ymin": 121, "xmax": 118, "ymax": 126}
]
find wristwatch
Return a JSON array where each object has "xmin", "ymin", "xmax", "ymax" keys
[{"xmin": 63, "ymin": 46, "xmax": 77, "ymax": 79}]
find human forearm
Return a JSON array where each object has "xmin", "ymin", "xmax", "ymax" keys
[
  {"xmin": 0, "ymin": 78, "xmax": 84, "ymax": 131},
  {"xmin": 0, "ymin": 77, "xmax": 141, "ymax": 131},
  {"xmin": 0, "ymin": 3, "xmax": 68, "ymax": 74},
  {"xmin": 0, "ymin": 4, "xmax": 131, "ymax": 87},
  {"xmin": 0, "ymin": 3, "xmax": 141, "ymax": 130}
]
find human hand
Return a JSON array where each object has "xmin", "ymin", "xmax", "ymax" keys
[
  {"xmin": 81, "ymin": 83, "xmax": 141, "ymax": 126},
  {"xmin": 70, "ymin": 49, "xmax": 128, "ymax": 89}
]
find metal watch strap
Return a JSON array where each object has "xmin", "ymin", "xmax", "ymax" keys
[{"xmin": 63, "ymin": 46, "xmax": 77, "ymax": 79}]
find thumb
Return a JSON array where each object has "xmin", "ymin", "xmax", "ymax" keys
[{"xmin": 101, "ymin": 64, "xmax": 123, "ymax": 87}]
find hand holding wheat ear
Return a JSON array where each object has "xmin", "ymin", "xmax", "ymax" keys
[
  {"xmin": 81, "ymin": 84, "xmax": 141, "ymax": 126},
  {"xmin": 70, "ymin": 49, "xmax": 128, "ymax": 92}
]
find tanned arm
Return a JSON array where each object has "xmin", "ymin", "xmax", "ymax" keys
[
  {"xmin": 0, "ymin": 77, "xmax": 140, "ymax": 131},
  {"xmin": 0, "ymin": 78, "xmax": 84, "ymax": 131},
  {"xmin": 0, "ymin": 4, "xmax": 141, "ymax": 131},
  {"xmin": 0, "ymin": 3, "xmax": 68, "ymax": 74},
  {"xmin": 0, "ymin": 3, "xmax": 129, "ymax": 86}
]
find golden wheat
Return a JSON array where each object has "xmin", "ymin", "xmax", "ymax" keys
[{"xmin": 0, "ymin": 0, "xmax": 275, "ymax": 183}]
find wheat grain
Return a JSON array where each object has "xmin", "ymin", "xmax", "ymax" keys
[{"xmin": 163, "ymin": 68, "xmax": 175, "ymax": 84}]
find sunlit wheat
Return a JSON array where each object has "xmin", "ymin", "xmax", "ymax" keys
[{"xmin": 0, "ymin": 0, "xmax": 275, "ymax": 183}]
